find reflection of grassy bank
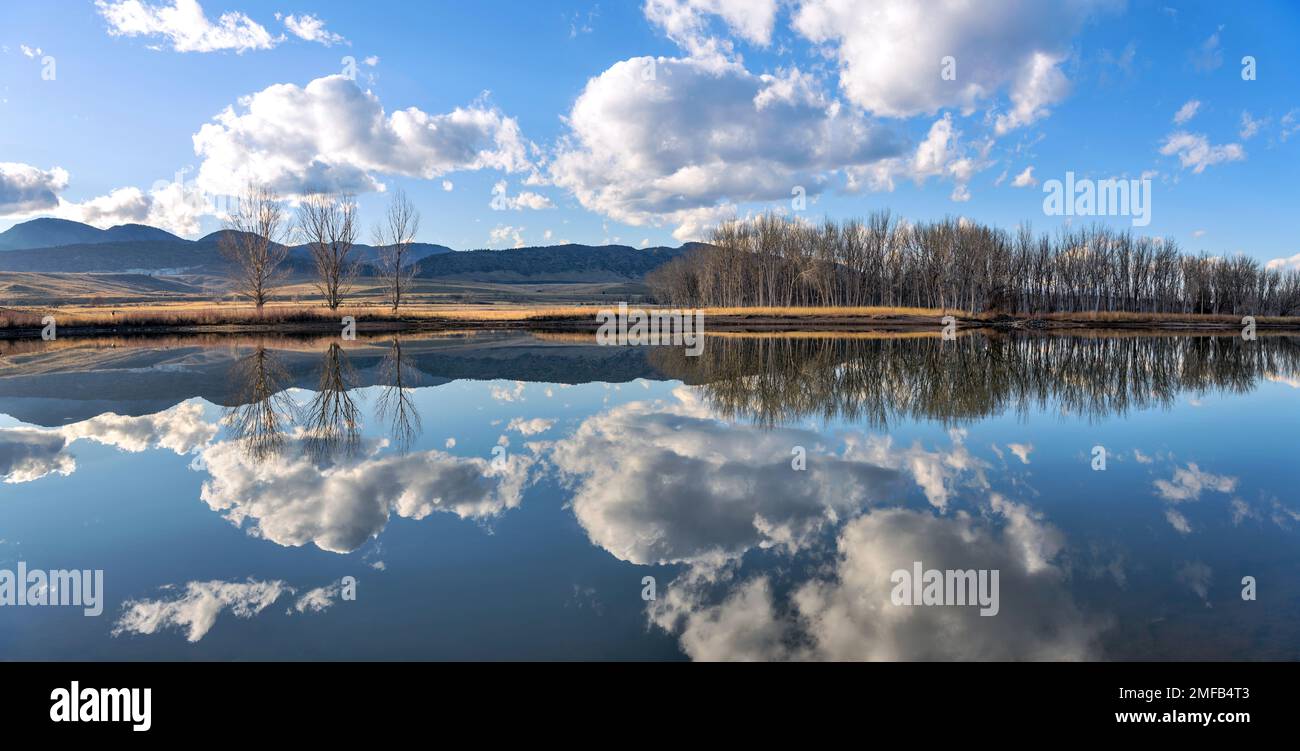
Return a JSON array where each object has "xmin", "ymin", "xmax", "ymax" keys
[
  {"xmin": 0, "ymin": 328, "xmax": 495, "ymax": 359},
  {"xmin": 3, "ymin": 302, "xmax": 1299, "ymax": 340},
  {"xmin": 0, "ymin": 302, "xmax": 605, "ymax": 339}
]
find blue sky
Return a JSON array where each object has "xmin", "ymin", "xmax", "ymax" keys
[{"xmin": 0, "ymin": 0, "xmax": 1297, "ymax": 266}]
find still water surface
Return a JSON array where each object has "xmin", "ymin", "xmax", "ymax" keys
[{"xmin": 0, "ymin": 331, "xmax": 1296, "ymax": 659}]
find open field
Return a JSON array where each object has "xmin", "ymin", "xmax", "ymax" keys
[
  {"xmin": 3, "ymin": 300, "xmax": 1298, "ymax": 340},
  {"xmin": 0, "ymin": 301, "xmax": 604, "ymax": 327},
  {"xmin": 0, "ymin": 271, "xmax": 652, "ymax": 307}
]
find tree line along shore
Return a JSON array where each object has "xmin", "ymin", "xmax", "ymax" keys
[{"xmin": 648, "ymin": 212, "xmax": 1300, "ymax": 317}]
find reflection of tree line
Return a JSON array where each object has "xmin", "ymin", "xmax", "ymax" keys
[
  {"xmin": 651, "ymin": 334, "xmax": 1300, "ymax": 427},
  {"xmin": 224, "ymin": 338, "xmax": 423, "ymax": 460}
]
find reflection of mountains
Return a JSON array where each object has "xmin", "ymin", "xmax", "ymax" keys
[
  {"xmin": 0, "ymin": 331, "xmax": 672, "ymax": 426},
  {"xmin": 651, "ymin": 333, "xmax": 1300, "ymax": 426}
]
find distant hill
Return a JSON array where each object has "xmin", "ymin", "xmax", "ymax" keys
[
  {"xmin": 195, "ymin": 229, "xmax": 452, "ymax": 268},
  {"xmin": 0, "ymin": 218, "xmax": 183, "ymax": 250},
  {"xmin": 0, "ymin": 239, "xmax": 231, "ymax": 273},
  {"xmin": 0, "ymin": 220, "xmax": 450, "ymax": 274},
  {"xmin": 102, "ymin": 223, "xmax": 184, "ymax": 244},
  {"xmin": 289, "ymin": 241, "xmax": 453, "ymax": 268},
  {"xmin": 0, "ymin": 218, "xmax": 697, "ymax": 281},
  {"xmin": 412, "ymin": 243, "xmax": 699, "ymax": 283}
]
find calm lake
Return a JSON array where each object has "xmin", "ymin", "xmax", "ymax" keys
[{"xmin": 0, "ymin": 330, "xmax": 1296, "ymax": 660}]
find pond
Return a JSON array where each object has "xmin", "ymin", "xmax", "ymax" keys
[{"xmin": 0, "ymin": 330, "xmax": 1296, "ymax": 659}]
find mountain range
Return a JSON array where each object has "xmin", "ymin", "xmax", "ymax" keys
[
  {"xmin": 0, "ymin": 218, "xmax": 184, "ymax": 250},
  {"xmin": 0, "ymin": 218, "xmax": 694, "ymax": 282}
]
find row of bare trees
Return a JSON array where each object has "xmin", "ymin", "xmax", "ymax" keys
[
  {"xmin": 647, "ymin": 212, "xmax": 1300, "ymax": 316},
  {"xmin": 217, "ymin": 184, "xmax": 422, "ymax": 312}
]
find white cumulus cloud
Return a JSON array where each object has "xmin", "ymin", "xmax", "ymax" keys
[
  {"xmin": 281, "ymin": 13, "xmax": 346, "ymax": 46},
  {"xmin": 0, "ymin": 162, "xmax": 69, "ymax": 214},
  {"xmin": 791, "ymin": 0, "xmax": 1108, "ymax": 128},
  {"xmin": 1159, "ymin": 131, "xmax": 1245, "ymax": 173},
  {"xmin": 192, "ymin": 74, "xmax": 531, "ymax": 198},
  {"xmin": 1010, "ymin": 166, "xmax": 1038, "ymax": 188},
  {"xmin": 550, "ymin": 55, "xmax": 904, "ymax": 241},
  {"xmin": 506, "ymin": 417, "xmax": 555, "ymax": 436},
  {"xmin": 0, "ymin": 163, "xmax": 214, "ymax": 236},
  {"xmin": 197, "ymin": 435, "xmax": 534, "ymax": 553},
  {"xmin": 1265, "ymin": 253, "xmax": 1300, "ymax": 272},
  {"xmin": 490, "ymin": 181, "xmax": 554, "ymax": 211},
  {"xmin": 95, "ymin": 0, "xmax": 281, "ymax": 54},
  {"xmin": 1154, "ymin": 462, "xmax": 1237, "ymax": 502},
  {"xmin": 1172, "ymin": 99, "xmax": 1200, "ymax": 125},
  {"xmin": 650, "ymin": 502, "xmax": 1105, "ymax": 660},
  {"xmin": 643, "ymin": 0, "xmax": 778, "ymax": 56},
  {"xmin": 1007, "ymin": 442, "xmax": 1034, "ymax": 463},
  {"xmin": 113, "ymin": 579, "xmax": 289, "ymax": 642}
]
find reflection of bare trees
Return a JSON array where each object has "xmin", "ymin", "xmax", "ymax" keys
[
  {"xmin": 224, "ymin": 345, "xmax": 299, "ymax": 460},
  {"xmin": 375, "ymin": 337, "xmax": 423, "ymax": 451},
  {"xmin": 222, "ymin": 341, "xmax": 371, "ymax": 463},
  {"xmin": 221, "ymin": 339, "xmax": 425, "ymax": 463},
  {"xmin": 304, "ymin": 343, "xmax": 363, "ymax": 459},
  {"xmin": 652, "ymin": 334, "xmax": 1300, "ymax": 428}
]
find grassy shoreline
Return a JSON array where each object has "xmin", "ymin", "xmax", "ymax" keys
[{"xmin": 2, "ymin": 302, "xmax": 1297, "ymax": 340}]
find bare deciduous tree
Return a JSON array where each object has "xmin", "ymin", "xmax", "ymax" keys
[
  {"xmin": 372, "ymin": 188, "xmax": 421, "ymax": 313},
  {"xmin": 296, "ymin": 192, "xmax": 359, "ymax": 310},
  {"xmin": 219, "ymin": 184, "xmax": 289, "ymax": 312}
]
